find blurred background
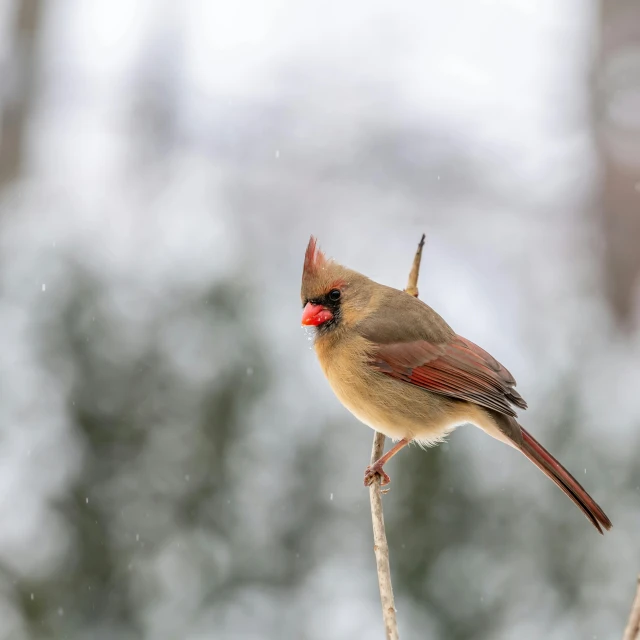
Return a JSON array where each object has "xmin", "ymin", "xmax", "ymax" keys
[{"xmin": 0, "ymin": 1, "xmax": 639, "ymax": 638}]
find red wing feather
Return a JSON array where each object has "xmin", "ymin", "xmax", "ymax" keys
[{"xmin": 371, "ymin": 335, "xmax": 527, "ymax": 417}]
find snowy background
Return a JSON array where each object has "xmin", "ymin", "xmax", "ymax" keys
[{"xmin": 1, "ymin": 1, "xmax": 640, "ymax": 638}]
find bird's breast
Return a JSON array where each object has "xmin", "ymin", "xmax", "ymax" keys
[{"xmin": 315, "ymin": 335, "xmax": 465, "ymax": 444}]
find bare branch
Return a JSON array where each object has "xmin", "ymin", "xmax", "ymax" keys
[
  {"xmin": 369, "ymin": 433, "xmax": 399, "ymax": 640},
  {"xmin": 404, "ymin": 234, "xmax": 426, "ymax": 298},
  {"xmin": 623, "ymin": 576, "xmax": 640, "ymax": 640},
  {"xmin": 369, "ymin": 233, "xmax": 426, "ymax": 640}
]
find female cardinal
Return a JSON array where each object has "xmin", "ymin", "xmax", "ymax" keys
[{"xmin": 300, "ymin": 236, "xmax": 611, "ymax": 533}]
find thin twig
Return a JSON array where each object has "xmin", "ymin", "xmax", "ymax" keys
[
  {"xmin": 369, "ymin": 433, "xmax": 398, "ymax": 640},
  {"xmin": 405, "ymin": 234, "xmax": 426, "ymax": 299},
  {"xmin": 623, "ymin": 576, "xmax": 640, "ymax": 640},
  {"xmin": 369, "ymin": 233, "xmax": 426, "ymax": 640}
]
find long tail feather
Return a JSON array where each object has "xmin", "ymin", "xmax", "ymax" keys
[{"xmin": 519, "ymin": 427, "xmax": 612, "ymax": 534}]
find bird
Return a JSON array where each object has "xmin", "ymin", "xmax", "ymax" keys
[{"xmin": 300, "ymin": 236, "xmax": 611, "ymax": 534}]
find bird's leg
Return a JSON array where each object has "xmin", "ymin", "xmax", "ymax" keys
[{"xmin": 364, "ymin": 438, "xmax": 410, "ymax": 487}]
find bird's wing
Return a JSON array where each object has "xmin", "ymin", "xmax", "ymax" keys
[{"xmin": 370, "ymin": 335, "xmax": 527, "ymax": 417}]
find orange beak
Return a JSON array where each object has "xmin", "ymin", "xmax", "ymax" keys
[{"xmin": 301, "ymin": 302, "xmax": 334, "ymax": 326}]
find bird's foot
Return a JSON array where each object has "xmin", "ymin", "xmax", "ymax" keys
[{"xmin": 364, "ymin": 461, "xmax": 391, "ymax": 487}]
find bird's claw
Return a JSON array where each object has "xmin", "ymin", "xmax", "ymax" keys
[{"xmin": 364, "ymin": 462, "xmax": 391, "ymax": 487}]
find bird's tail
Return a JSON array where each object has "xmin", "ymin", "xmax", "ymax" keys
[{"xmin": 519, "ymin": 427, "xmax": 612, "ymax": 534}]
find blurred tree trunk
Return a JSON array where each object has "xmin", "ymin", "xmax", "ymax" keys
[
  {"xmin": 0, "ymin": 0, "xmax": 42, "ymax": 189},
  {"xmin": 595, "ymin": 0, "xmax": 640, "ymax": 330}
]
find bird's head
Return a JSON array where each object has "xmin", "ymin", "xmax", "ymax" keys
[{"xmin": 300, "ymin": 236, "xmax": 372, "ymax": 335}]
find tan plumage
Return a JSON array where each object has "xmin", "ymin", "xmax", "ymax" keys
[{"xmin": 301, "ymin": 236, "xmax": 611, "ymax": 534}]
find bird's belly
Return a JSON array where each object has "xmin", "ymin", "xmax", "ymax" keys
[
  {"xmin": 339, "ymin": 397, "xmax": 408, "ymax": 441},
  {"xmin": 326, "ymin": 364, "xmax": 464, "ymax": 445}
]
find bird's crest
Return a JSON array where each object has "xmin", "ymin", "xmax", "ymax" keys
[{"xmin": 303, "ymin": 235, "xmax": 330, "ymax": 278}]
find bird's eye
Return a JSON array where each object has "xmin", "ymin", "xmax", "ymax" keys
[{"xmin": 328, "ymin": 289, "xmax": 341, "ymax": 302}]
